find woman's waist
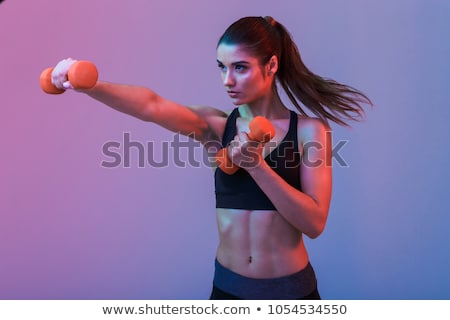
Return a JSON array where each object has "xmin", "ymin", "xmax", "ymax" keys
[
  {"xmin": 216, "ymin": 241, "xmax": 308, "ymax": 279},
  {"xmin": 212, "ymin": 256, "xmax": 317, "ymax": 299}
]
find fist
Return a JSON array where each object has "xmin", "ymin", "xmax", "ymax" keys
[
  {"xmin": 227, "ymin": 132, "xmax": 263, "ymax": 170},
  {"xmin": 51, "ymin": 58, "xmax": 77, "ymax": 89}
]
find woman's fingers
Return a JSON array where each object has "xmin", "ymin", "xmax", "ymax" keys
[{"xmin": 51, "ymin": 58, "xmax": 77, "ymax": 89}]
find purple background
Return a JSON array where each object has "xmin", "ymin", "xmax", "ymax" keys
[{"xmin": 1, "ymin": 0, "xmax": 449, "ymax": 299}]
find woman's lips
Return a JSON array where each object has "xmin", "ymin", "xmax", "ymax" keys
[{"xmin": 227, "ymin": 91, "xmax": 239, "ymax": 98}]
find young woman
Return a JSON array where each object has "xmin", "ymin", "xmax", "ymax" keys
[{"xmin": 51, "ymin": 16, "xmax": 371, "ymax": 299}]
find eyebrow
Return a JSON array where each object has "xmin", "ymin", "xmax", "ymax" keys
[{"xmin": 216, "ymin": 59, "xmax": 250, "ymax": 66}]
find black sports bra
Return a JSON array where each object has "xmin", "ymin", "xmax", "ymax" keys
[{"xmin": 214, "ymin": 108, "xmax": 302, "ymax": 210}]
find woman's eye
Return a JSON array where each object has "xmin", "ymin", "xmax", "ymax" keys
[
  {"xmin": 217, "ymin": 63, "xmax": 226, "ymax": 71},
  {"xmin": 235, "ymin": 65, "xmax": 246, "ymax": 71}
]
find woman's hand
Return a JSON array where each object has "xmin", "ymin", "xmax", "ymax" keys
[
  {"xmin": 227, "ymin": 132, "xmax": 264, "ymax": 171},
  {"xmin": 51, "ymin": 58, "xmax": 77, "ymax": 89}
]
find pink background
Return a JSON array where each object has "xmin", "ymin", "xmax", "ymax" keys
[{"xmin": 1, "ymin": 0, "xmax": 449, "ymax": 299}]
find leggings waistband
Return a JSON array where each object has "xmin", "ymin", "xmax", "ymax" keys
[{"xmin": 213, "ymin": 259, "xmax": 318, "ymax": 299}]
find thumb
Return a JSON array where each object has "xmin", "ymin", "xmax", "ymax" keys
[{"xmin": 63, "ymin": 81, "xmax": 73, "ymax": 89}]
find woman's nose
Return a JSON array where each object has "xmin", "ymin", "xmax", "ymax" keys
[{"xmin": 223, "ymin": 71, "xmax": 235, "ymax": 87}]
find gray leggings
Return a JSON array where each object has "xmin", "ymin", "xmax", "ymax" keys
[{"xmin": 210, "ymin": 259, "xmax": 320, "ymax": 300}]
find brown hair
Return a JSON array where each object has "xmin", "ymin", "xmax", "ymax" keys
[{"xmin": 218, "ymin": 16, "xmax": 373, "ymax": 126}]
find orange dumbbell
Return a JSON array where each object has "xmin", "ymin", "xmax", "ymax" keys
[
  {"xmin": 39, "ymin": 61, "xmax": 98, "ymax": 94},
  {"xmin": 216, "ymin": 116, "xmax": 275, "ymax": 174}
]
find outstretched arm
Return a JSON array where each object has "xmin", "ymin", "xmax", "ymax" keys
[
  {"xmin": 82, "ymin": 81, "xmax": 225, "ymax": 142},
  {"xmin": 51, "ymin": 58, "xmax": 227, "ymax": 143}
]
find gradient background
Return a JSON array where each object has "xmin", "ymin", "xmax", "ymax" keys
[{"xmin": 1, "ymin": 0, "xmax": 449, "ymax": 299}]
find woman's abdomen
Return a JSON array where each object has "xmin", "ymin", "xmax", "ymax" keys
[{"xmin": 215, "ymin": 208, "xmax": 309, "ymax": 278}]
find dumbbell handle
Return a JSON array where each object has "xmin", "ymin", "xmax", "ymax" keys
[
  {"xmin": 40, "ymin": 61, "xmax": 98, "ymax": 94},
  {"xmin": 216, "ymin": 116, "xmax": 275, "ymax": 175}
]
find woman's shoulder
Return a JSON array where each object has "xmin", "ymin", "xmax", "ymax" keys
[
  {"xmin": 296, "ymin": 114, "xmax": 330, "ymax": 129},
  {"xmin": 295, "ymin": 114, "xmax": 331, "ymax": 144}
]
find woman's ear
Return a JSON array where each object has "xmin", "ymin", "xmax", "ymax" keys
[{"xmin": 267, "ymin": 55, "xmax": 279, "ymax": 76}]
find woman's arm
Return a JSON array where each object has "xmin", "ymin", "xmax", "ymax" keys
[
  {"xmin": 52, "ymin": 58, "xmax": 227, "ymax": 143},
  {"xmin": 238, "ymin": 118, "xmax": 332, "ymax": 239},
  {"xmin": 81, "ymin": 81, "xmax": 226, "ymax": 142}
]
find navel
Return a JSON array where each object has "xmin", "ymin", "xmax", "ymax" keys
[{"xmin": 248, "ymin": 256, "xmax": 252, "ymax": 264}]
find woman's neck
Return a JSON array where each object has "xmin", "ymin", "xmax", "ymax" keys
[{"xmin": 238, "ymin": 89, "xmax": 289, "ymax": 120}]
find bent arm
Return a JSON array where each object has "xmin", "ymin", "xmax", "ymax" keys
[
  {"xmin": 80, "ymin": 81, "xmax": 226, "ymax": 141},
  {"xmin": 246, "ymin": 119, "xmax": 332, "ymax": 239}
]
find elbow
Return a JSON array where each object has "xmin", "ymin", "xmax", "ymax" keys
[
  {"xmin": 303, "ymin": 214, "xmax": 328, "ymax": 239},
  {"xmin": 139, "ymin": 90, "xmax": 159, "ymax": 122},
  {"xmin": 305, "ymin": 226, "xmax": 325, "ymax": 239},
  {"xmin": 304, "ymin": 201, "xmax": 330, "ymax": 239}
]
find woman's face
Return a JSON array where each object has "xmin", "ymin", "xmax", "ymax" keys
[{"xmin": 217, "ymin": 43, "xmax": 273, "ymax": 106}]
